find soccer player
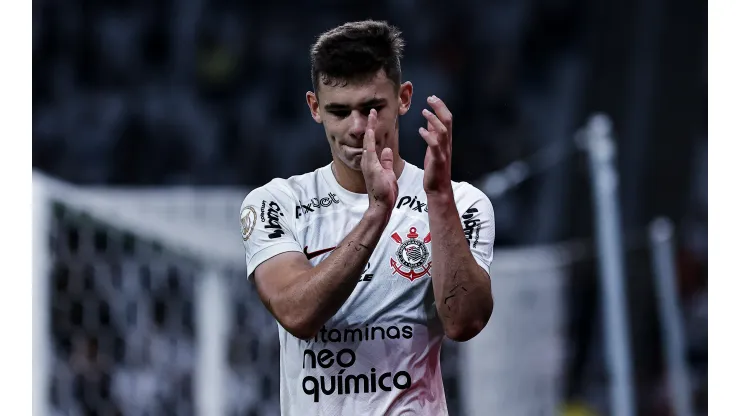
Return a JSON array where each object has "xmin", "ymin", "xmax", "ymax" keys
[{"xmin": 239, "ymin": 20, "xmax": 495, "ymax": 415}]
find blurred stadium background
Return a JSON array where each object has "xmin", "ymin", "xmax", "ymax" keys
[{"xmin": 32, "ymin": 0, "xmax": 707, "ymax": 415}]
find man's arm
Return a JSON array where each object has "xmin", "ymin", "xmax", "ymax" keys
[
  {"xmin": 419, "ymin": 95, "xmax": 494, "ymax": 342},
  {"xmin": 426, "ymin": 191, "xmax": 493, "ymax": 342},
  {"xmin": 248, "ymin": 108, "xmax": 398, "ymax": 341},
  {"xmin": 253, "ymin": 207, "xmax": 389, "ymax": 340}
]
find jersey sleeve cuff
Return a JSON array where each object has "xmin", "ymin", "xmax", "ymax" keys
[
  {"xmin": 246, "ymin": 242, "xmax": 303, "ymax": 279},
  {"xmin": 472, "ymin": 255, "xmax": 492, "ymax": 278}
]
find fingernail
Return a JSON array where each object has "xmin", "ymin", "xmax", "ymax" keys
[{"xmin": 422, "ymin": 109, "xmax": 430, "ymax": 115}]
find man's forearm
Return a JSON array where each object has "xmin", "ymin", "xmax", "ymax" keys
[
  {"xmin": 427, "ymin": 191, "xmax": 493, "ymax": 341},
  {"xmin": 282, "ymin": 208, "xmax": 390, "ymax": 338}
]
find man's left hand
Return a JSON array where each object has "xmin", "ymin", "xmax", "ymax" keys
[{"xmin": 419, "ymin": 95, "xmax": 454, "ymax": 195}]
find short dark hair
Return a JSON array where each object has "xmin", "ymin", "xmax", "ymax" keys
[{"xmin": 310, "ymin": 20, "xmax": 405, "ymax": 95}]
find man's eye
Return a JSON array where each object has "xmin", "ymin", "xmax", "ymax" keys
[
  {"xmin": 330, "ymin": 110, "xmax": 350, "ymax": 118},
  {"xmin": 361, "ymin": 106, "xmax": 384, "ymax": 116}
]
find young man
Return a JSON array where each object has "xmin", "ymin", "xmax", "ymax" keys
[{"xmin": 239, "ymin": 20, "xmax": 495, "ymax": 416}]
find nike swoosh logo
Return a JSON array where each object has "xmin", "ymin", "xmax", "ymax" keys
[{"xmin": 304, "ymin": 246, "xmax": 337, "ymax": 260}]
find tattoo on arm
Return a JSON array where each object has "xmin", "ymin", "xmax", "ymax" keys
[{"xmin": 443, "ymin": 271, "xmax": 467, "ymax": 310}]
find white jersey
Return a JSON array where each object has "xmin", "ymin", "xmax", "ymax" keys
[{"xmin": 239, "ymin": 161, "xmax": 495, "ymax": 416}]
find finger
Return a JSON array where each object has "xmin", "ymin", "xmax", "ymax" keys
[
  {"xmin": 363, "ymin": 109, "xmax": 379, "ymax": 164},
  {"xmin": 426, "ymin": 96, "xmax": 453, "ymax": 127},
  {"xmin": 380, "ymin": 147, "xmax": 394, "ymax": 171},
  {"xmin": 422, "ymin": 108, "xmax": 447, "ymax": 138},
  {"xmin": 419, "ymin": 127, "xmax": 445, "ymax": 160},
  {"xmin": 418, "ymin": 126, "xmax": 437, "ymax": 146},
  {"xmin": 418, "ymin": 127, "xmax": 445, "ymax": 159}
]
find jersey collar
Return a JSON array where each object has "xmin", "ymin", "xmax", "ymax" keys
[{"xmin": 320, "ymin": 160, "xmax": 415, "ymax": 206}]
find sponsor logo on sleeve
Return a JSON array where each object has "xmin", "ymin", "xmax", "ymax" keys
[
  {"xmin": 462, "ymin": 207, "xmax": 481, "ymax": 248},
  {"xmin": 240, "ymin": 206, "xmax": 257, "ymax": 241},
  {"xmin": 264, "ymin": 201, "xmax": 286, "ymax": 239}
]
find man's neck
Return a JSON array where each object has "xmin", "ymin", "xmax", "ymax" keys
[{"xmin": 332, "ymin": 155, "xmax": 406, "ymax": 194}]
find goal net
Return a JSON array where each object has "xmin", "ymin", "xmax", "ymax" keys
[{"xmin": 33, "ymin": 171, "xmax": 570, "ymax": 416}]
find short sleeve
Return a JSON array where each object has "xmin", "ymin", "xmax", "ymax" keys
[
  {"xmin": 239, "ymin": 185, "xmax": 303, "ymax": 279},
  {"xmin": 456, "ymin": 185, "xmax": 496, "ymax": 275}
]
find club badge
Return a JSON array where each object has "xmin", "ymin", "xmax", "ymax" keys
[{"xmin": 390, "ymin": 227, "xmax": 432, "ymax": 281}]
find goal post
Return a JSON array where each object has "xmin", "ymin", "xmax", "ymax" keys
[
  {"xmin": 32, "ymin": 172, "xmax": 52, "ymax": 416},
  {"xmin": 32, "ymin": 171, "xmax": 244, "ymax": 416}
]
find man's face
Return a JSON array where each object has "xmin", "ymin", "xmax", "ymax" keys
[{"xmin": 306, "ymin": 70, "xmax": 413, "ymax": 170}]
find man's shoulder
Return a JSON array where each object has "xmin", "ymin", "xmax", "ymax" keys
[
  {"xmin": 451, "ymin": 180, "xmax": 493, "ymax": 217},
  {"xmin": 243, "ymin": 165, "xmax": 328, "ymax": 205},
  {"xmin": 266, "ymin": 166, "xmax": 325, "ymax": 194},
  {"xmin": 452, "ymin": 180, "xmax": 486, "ymax": 200}
]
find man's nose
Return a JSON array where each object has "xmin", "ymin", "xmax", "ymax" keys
[{"xmin": 349, "ymin": 111, "xmax": 367, "ymax": 140}]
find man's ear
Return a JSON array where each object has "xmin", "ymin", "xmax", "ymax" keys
[
  {"xmin": 306, "ymin": 91, "xmax": 322, "ymax": 123},
  {"xmin": 398, "ymin": 81, "xmax": 413, "ymax": 116}
]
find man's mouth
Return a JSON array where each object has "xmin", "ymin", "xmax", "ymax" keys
[{"xmin": 343, "ymin": 143, "xmax": 363, "ymax": 152}]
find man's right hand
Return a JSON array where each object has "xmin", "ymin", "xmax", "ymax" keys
[{"xmin": 361, "ymin": 108, "xmax": 398, "ymax": 217}]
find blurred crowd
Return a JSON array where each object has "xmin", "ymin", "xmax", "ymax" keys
[{"xmin": 32, "ymin": 0, "xmax": 584, "ymax": 188}]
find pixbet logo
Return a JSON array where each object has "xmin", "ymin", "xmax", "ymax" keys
[
  {"xmin": 395, "ymin": 195, "xmax": 427, "ymax": 213},
  {"xmin": 296, "ymin": 193, "xmax": 341, "ymax": 218}
]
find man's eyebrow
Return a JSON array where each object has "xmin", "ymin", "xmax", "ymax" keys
[{"xmin": 324, "ymin": 98, "xmax": 388, "ymax": 111}]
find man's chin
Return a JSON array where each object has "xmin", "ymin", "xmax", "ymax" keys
[{"xmin": 340, "ymin": 152, "xmax": 363, "ymax": 170}]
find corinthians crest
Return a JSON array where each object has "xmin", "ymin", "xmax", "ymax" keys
[{"xmin": 390, "ymin": 227, "xmax": 432, "ymax": 281}]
